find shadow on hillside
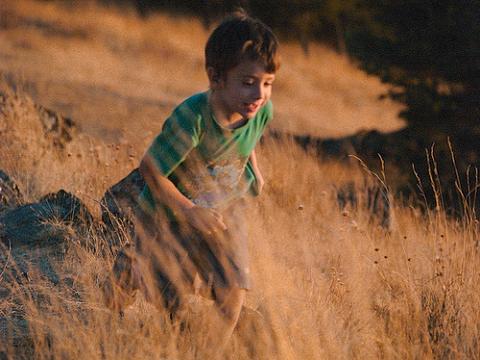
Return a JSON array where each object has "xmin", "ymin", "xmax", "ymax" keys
[{"xmin": 267, "ymin": 126, "xmax": 480, "ymax": 216}]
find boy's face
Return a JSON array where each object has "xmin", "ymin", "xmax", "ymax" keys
[{"xmin": 209, "ymin": 60, "xmax": 275, "ymax": 121}]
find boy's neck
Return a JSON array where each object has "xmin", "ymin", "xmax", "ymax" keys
[{"xmin": 208, "ymin": 91, "xmax": 248, "ymax": 130}]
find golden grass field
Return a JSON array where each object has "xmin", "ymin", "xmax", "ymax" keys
[{"xmin": 1, "ymin": 1, "xmax": 479, "ymax": 359}]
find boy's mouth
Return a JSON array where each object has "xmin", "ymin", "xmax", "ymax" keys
[{"xmin": 244, "ymin": 102, "xmax": 261, "ymax": 113}]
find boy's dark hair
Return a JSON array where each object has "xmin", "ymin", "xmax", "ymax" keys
[{"xmin": 205, "ymin": 10, "xmax": 280, "ymax": 78}]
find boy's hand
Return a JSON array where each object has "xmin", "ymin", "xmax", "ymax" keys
[
  {"xmin": 249, "ymin": 149, "xmax": 265, "ymax": 195},
  {"xmin": 184, "ymin": 206, "xmax": 227, "ymax": 235},
  {"xmin": 254, "ymin": 171, "xmax": 265, "ymax": 195}
]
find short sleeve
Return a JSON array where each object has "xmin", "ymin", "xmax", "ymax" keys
[
  {"xmin": 244, "ymin": 100, "xmax": 274, "ymax": 196},
  {"xmin": 263, "ymin": 100, "xmax": 273, "ymax": 124},
  {"xmin": 254, "ymin": 100, "xmax": 273, "ymax": 134},
  {"xmin": 253, "ymin": 100, "xmax": 273, "ymax": 142},
  {"xmin": 145, "ymin": 102, "xmax": 203, "ymax": 177}
]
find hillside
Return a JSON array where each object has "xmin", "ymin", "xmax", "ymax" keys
[
  {"xmin": 0, "ymin": 0, "xmax": 403, "ymax": 145},
  {"xmin": 1, "ymin": 2, "xmax": 478, "ymax": 360}
]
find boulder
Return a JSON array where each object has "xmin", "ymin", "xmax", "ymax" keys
[
  {"xmin": 0, "ymin": 170, "xmax": 23, "ymax": 213},
  {"xmin": 0, "ymin": 190, "xmax": 93, "ymax": 248},
  {"xmin": 35, "ymin": 102, "xmax": 76, "ymax": 149},
  {"xmin": 100, "ymin": 168, "xmax": 145, "ymax": 234},
  {"xmin": 39, "ymin": 189, "xmax": 93, "ymax": 228}
]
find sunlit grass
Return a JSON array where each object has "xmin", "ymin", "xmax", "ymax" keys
[
  {"xmin": 0, "ymin": 1, "xmax": 478, "ymax": 359},
  {"xmin": 2, "ymin": 87, "xmax": 480, "ymax": 358}
]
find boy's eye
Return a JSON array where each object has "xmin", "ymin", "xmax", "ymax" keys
[{"xmin": 243, "ymin": 79, "xmax": 255, "ymax": 86}]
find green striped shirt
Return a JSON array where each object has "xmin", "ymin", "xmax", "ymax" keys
[{"xmin": 138, "ymin": 91, "xmax": 273, "ymax": 214}]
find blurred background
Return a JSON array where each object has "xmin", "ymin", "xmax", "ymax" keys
[
  {"xmin": 120, "ymin": 0, "xmax": 480, "ymax": 212},
  {"xmin": 1, "ymin": 0, "xmax": 479, "ymax": 209}
]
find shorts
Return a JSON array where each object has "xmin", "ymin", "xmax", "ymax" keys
[{"xmin": 133, "ymin": 200, "xmax": 250, "ymax": 304}]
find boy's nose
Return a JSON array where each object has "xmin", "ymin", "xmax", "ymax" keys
[{"xmin": 252, "ymin": 85, "xmax": 265, "ymax": 100}]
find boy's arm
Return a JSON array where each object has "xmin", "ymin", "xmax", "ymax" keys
[
  {"xmin": 140, "ymin": 155, "xmax": 227, "ymax": 234},
  {"xmin": 249, "ymin": 149, "xmax": 265, "ymax": 195}
]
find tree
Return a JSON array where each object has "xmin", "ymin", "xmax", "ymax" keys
[{"xmin": 345, "ymin": 0, "xmax": 480, "ymax": 133}]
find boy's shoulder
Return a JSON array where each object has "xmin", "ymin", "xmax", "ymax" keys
[
  {"xmin": 168, "ymin": 92, "xmax": 273, "ymax": 133},
  {"xmin": 174, "ymin": 92, "xmax": 208, "ymax": 116},
  {"xmin": 172, "ymin": 91, "xmax": 273, "ymax": 123},
  {"xmin": 165, "ymin": 92, "xmax": 209, "ymax": 133}
]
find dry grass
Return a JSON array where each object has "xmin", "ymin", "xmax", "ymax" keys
[
  {"xmin": 0, "ymin": 0, "xmax": 403, "ymax": 144},
  {"xmin": 2, "ymin": 84, "xmax": 480, "ymax": 359},
  {"xmin": 1, "ymin": 1, "xmax": 478, "ymax": 359}
]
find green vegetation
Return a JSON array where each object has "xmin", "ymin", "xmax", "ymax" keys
[{"xmin": 345, "ymin": 1, "xmax": 480, "ymax": 133}]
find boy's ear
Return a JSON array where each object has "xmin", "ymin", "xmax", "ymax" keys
[{"xmin": 207, "ymin": 67, "xmax": 222, "ymax": 89}]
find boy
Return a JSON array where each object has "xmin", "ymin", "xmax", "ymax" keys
[{"xmin": 109, "ymin": 10, "xmax": 279, "ymax": 348}]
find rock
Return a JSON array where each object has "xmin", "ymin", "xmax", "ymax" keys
[
  {"xmin": 35, "ymin": 103, "xmax": 76, "ymax": 149},
  {"xmin": 39, "ymin": 189, "xmax": 93, "ymax": 227},
  {"xmin": 0, "ymin": 170, "xmax": 23, "ymax": 213},
  {"xmin": 0, "ymin": 190, "xmax": 92, "ymax": 248},
  {"xmin": 0, "ymin": 189, "xmax": 91, "ymax": 289},
  {"xmin": 0, "ymin": 203, "xmax": 73, "ymax": 248},
  {"xmin": 336, "ymin": 181, "xmax": 393, "ymax": 230},
  {"xmin": 100, "ymin": 168, "xmax": 145, "ymax": 234},
  {"xmin": 0, "ymin": 90, "xmax": 76, "ymax": 150},
  {"xmin": 0, "ymin": 244, "xmax": 81, "ymax": 358},
  {"xmin": 0, "ymin": 315, "xmax": 33, "ymax": 359}
]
